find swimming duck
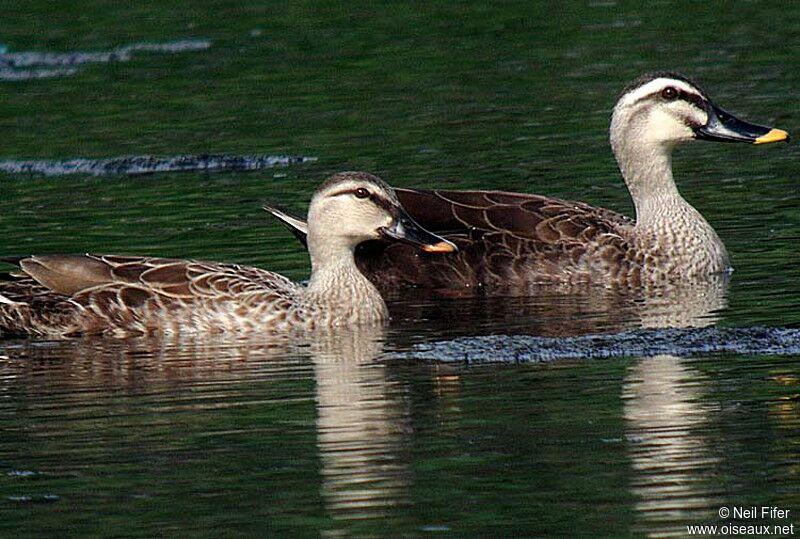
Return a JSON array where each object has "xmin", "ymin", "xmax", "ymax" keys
[
  {"xmin": 268, "ymin": 73, "xmax": 788, "ymax": 292},
  {"xmin": 0, "ymin": 172, "xmax": 456, "ymax": 337}
]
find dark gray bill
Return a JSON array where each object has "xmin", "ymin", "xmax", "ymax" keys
[
  {"xmin": 380, "ymin": 212, "xmax": 457, "ymax": 253},
  {"xmin": 695, "ymin": 103, "xmax": 788, "ymax": 144}
]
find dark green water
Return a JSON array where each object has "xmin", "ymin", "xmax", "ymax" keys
[{"xmin": 1, "ymin": 2, "xmax": 799, "ymax": 537}]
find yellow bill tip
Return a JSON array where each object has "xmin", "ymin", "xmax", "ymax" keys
[
  {"xmin": 754, "ymin": 128, "xmax": 789, "ymax": 145},
  {"xmin": 421, "ymin": 240, "xmax": 457, "ymax": 253}
]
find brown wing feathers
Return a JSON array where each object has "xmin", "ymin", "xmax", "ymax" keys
[
  {"xmin": 350, "ymin": 188, "xmax": 632, "ymax": 290},
  {"xmin": 0, "ymin": 254, "xmax": 297, "ymax": 335}
]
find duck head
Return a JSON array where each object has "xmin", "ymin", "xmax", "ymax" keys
[
  {"xmin": 306, "ymin": 172, "xmax": 456, "ymax": 265},
  {"xmin": 610, "ymin": 72, "xmax": 788, "ymax": 150}
]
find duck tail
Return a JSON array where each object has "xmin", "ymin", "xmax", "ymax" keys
[{"xmin": 262, "ymin": 204, "xmax": 309, "ymax": 248}]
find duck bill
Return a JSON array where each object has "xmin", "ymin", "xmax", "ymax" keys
[
  {"xmin": 694, "ymin": 103, "xmax": 789, "ymax": 145},
  {"xmin": 380, "ymin": 213, "xmax": 457, "ymax": 253}
]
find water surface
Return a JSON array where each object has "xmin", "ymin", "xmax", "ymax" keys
[{"xmin": 1, "ymin": 2, "xmax": 799, "ymax": 537}]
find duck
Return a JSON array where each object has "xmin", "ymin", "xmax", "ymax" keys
[
  {"xmin": 0, "ymin": 172, "xmax": 456, "ymax": 337},
  {"xmin": 267, "ymin": 73, "xmax": 789, "ymax": 293}
]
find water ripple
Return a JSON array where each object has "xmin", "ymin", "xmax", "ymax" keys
[
  {"xmin": 391, "ymin": 326, "xmax": 800, "ymax": 363},
  {"xmin": 0, "ymin": 154, "xmax": 317, "ymax": 177},
  {"xmin": 0, "ymin": 39, "xmax": 210, "ymax": 81},
  {"xmin": 0, "ymin": 67, "xmax": 78, "ymax": 81}
]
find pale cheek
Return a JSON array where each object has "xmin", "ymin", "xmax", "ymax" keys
[
  {"xmin": 692, "ymin": 109, "xmax": 709, "ymax": 128},
  {"xmin": 645, "ymin": 110, "xmax": 694, "ymax": 143},
  {"xmin": 352, "ymin": 211, "xmax": 389, "ymax": 241}
]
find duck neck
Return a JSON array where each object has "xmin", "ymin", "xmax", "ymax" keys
[
  {"xmin": 620, "ymin": 146, "xmax": 681, "ymax": 223},
  {"xmin": 615, "ymin": 140, "xmax": 729, "ymax": 274},
  {"xmin": 305, "ymin": 238, "xmax": 388, "ymax": 325}
]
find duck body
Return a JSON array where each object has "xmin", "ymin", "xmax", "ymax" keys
[
  {"xmin": 0, "ymin": 172, "xmax": 456, "ymax": 337},
  {"xmin": 0, "ymin": 254, "xmax": 387, "ymax": 337},
  {"xmin": 269, "ymin": 73, "xmax": 787, "ymax": 293},
  {"xmin": 354, "ymin": 187, "xmax": 723, "ymax": 292},
  {"xmin": 0, "ymin": 255, "xmax": 302, "ymax": 337}
]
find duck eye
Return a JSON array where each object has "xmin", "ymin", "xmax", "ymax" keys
[
  {"xmin": 661, "ymin": 87, "xmax": 678, "ymax": 100},
  {"xmin": 354, "ymin": 188, "xmax": 370, "ymax": 199}
]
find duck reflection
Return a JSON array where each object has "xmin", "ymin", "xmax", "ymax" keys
[
  {"xmin": 389, "ymin": 275, "xmax": 729, "ymax": 339},
  {"xmin": 0, "ymin": 334, "xmax": 305, "ymax": 390},
  {"xmin": 0, "ymin": 328, "xmax": 416, "ymax": 531},
  {"xmin": 623, "ymin": 354, "xmax": 722, "ymax": 537},
  {"xmin": 309, "ymin": 327, "xmax": 413, "ymax": 528}
]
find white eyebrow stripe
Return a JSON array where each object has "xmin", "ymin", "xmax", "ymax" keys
[{"xmin": 619, "ymin": 78, "xmax": 699, "ymax": 107}]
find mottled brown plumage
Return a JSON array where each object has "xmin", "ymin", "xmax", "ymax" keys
[
  {"xmin": 354, "ymin": 188, "xmax": 638, "ymax": 292},
  {"xmin": 0, "ymin": 255, "xmax": 302, "ymax": 336}
]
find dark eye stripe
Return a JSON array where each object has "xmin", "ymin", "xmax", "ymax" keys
[
  {"xmin": 367, "ymin": 192, "xmax": 399, "ymax": 215},
  {"xmin": 328, "ymin": 187, "xmax": 399, "ymax": 215},
  {"xmin": 675, "ymin": 89, "xmax": 706, "ymax": 110},
  {"xmin": 632, "ymin": 88, "xmax": 707, "ymax": 111}
]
